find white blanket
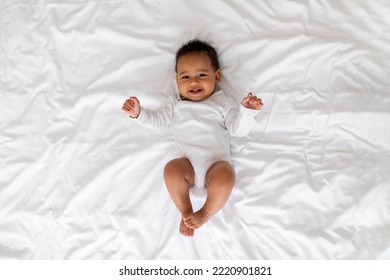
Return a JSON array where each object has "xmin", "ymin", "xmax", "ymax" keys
[{"xmin": 1, "ymin": 0, "xmax": 390, "ymax": 259}]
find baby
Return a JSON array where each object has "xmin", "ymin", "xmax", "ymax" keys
[{"xmin": 122, "ymin": 39, "xmax": 263, "ymax": 237}]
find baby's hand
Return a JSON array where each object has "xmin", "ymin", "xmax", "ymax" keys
[
  {"xmin": 241, "ymin": 92, "xmax": 263, "ymax": 110},
  {"xmin": 122, "ymin": 96, "xmax": 141, "ymax": 118}
]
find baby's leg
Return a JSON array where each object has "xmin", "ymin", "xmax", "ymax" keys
[
  {"xmin": 164, "ymin": 157, "xmax": 195, "ymax": 237},
  {"xmin": 183, "ymin": 161, "xmax": 236, "ymax": 229}
]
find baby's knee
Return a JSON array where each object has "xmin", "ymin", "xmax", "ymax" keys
[
  {"xmin": 164, "ymin": 159, "xmax": 179, "ymax": 178},
  {"xmin": 219, "ymin": 169, "xmax": 236, "ymax": 186},
  {"xmin": 206, "ymin": 162, "xmax": 236, "ymax": 187},
  {"xmin": 164, "ymin": 158, "xmax": 194, "ymax": 183}
]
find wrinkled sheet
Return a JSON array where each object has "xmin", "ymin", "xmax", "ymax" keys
[{"xmin": 1, "ymin": 0, "xmax": 390, "ymax": 259}]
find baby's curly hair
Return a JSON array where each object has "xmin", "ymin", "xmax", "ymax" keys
[{"xmin": 175, "ymin": 39, "xmax": 220, "ymax": 72}]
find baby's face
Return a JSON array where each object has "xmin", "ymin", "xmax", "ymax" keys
[{"xmin": 176, "ymin": 52, "xmax": 221, "ymax": 102}]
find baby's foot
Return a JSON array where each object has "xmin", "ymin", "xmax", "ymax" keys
[
  {"xmin": 183, "ymin": 208, "xmax": 211, "ymax": 229},
  {"xmin": 180, "ymin": 215, "xmax": 194, "ymax": 237}
]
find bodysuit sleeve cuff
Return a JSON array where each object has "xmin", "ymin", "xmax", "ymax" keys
[
  {"xmin": 227, "ymin": 105, "xmax": 260, "ymax": 137},
  {"xmin": 135, "ymin": 107, "xmax": 149, "ymax": 123},
  {"xmin": 239, "ymin": 105, "xmax": 261, "ymax": 119}
]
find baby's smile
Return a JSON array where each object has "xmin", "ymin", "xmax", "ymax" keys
[{"xmin": 189, "ymin": 87, "xmax": 203, "ymax": 94}]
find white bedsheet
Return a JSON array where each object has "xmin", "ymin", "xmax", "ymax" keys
[{"xmin": 1, "ymin": 0, "xmax": 390, "ymax": 259}]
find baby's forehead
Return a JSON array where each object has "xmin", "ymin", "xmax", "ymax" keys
[{"xmin": 177, "ymin": 52, "xmax": 214, "ymax": 69}]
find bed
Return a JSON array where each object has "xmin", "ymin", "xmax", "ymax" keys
[{"xmin": 1, "ymin": 0, "xmax": 390, "ymax": 259}]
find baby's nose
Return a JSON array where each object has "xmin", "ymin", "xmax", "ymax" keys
[{"xmin": 189, "ymin": 77, "xmax": 199, "ymax": 83}]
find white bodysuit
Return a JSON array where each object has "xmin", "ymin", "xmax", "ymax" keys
[{"xmin": 136, "ymin": 90, "xmax": 259, "ymax": 193}]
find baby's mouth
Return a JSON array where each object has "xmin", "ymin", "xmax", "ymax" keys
[{"xmin": 189, "ymin": 88, "xmax": 203, "ymax": 94}]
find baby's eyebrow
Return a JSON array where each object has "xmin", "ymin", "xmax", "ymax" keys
[{"xmin": 178, "ymin": 69, "xmax": 210, "ymax": 76}]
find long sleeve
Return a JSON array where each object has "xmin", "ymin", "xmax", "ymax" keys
[
  {"xmin": 135, "ymin": 99, "xmax": 175, "ymax": 129},
  {"xmin": 224, "ymin": 99, "xmax": 260, "ymax": 137}
]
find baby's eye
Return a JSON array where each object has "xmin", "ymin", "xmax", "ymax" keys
[
  {"xmin": 198, "ymin": 73, "xmax": 207, "ymax": 78},
  {"xmin": 181, "ymin": 75, "xmax": 190, "ymax": 80}
]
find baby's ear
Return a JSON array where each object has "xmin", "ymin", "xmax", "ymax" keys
[{"xmin": 215, "ymin": 69, "xmax": 221, "ymax": 82}]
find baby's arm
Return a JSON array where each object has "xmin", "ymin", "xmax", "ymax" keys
[
  {"xmin": 122, "ymin": 96, "xmax": 141, "ymax": 118},
  {"xmin": 225, "ymin": 92, "xmax": 263, "ymax": 137},
  {"xmin": 122, "ymin": 96, "xmax": 174, "ymax": 128}
]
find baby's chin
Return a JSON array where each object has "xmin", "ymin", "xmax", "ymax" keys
[{"xmin": 180, "ymin": 91, "xmax": 215, "ymax": 102}]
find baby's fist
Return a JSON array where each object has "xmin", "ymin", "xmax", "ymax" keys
[
  {"xmin": 241, "ymin": 92, "xmax": 263, "ymax": 110},
  {"xmin": 122, "ymin": 96, "xmax": 141, "ymax": 118}
]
